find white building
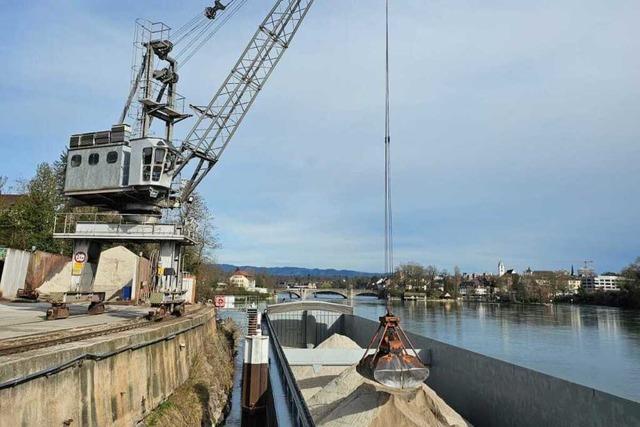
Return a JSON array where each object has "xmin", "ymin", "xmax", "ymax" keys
[
  {"xmin": 581, "ymin": 275, "xmax": 627, "ymax": 293},
  {"xmin": 229, "ymin": 269, "xmax": 256, "ymax": 289},
  {"xmin": 498, "ymin": 260, "xmax": 506, "ymax": 277},
  {"xmin": 565, "ymin": 278, "xmax": 582, "ymax": 295}
]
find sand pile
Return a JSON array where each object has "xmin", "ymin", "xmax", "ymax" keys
[
  {"xmin": 291, "ymin": 334, "xmax": 363, "ymax": 400},
  {"xmin": 316, "ymin": 334, "xmax": 362, "ymax": 350},
  {"xmin": 307, "ymin": 366, "xmax": 470, "ymax": 427}
]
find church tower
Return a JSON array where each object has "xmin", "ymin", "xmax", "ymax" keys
[{"xmin": 498, "ymin": 260, "xmax": 506, "ymax": 277}]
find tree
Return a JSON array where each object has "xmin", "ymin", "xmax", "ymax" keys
[
  {"xmin": 0, "ymin": 176, "xmax": 7, "ymax": 194},
  {"xmin": 6, "ymin": 163, "xmax": 66, "ymax": 253},
  {"xmin": 181, "ymin": 192, "xmax": 218, "ymax": 274},
  {"xmin": 424, "ymin": 265, "xmax": 439, "ymax": 290},
  {"xmin": 255, "ymin": 272, "xmax": 276, "ymax": 289},
  {"xmin": 395, "ymin": 262, "xmax": 426, "ymax": 290},
  {"xmin": 621, "ymin": 257, "xmax": 640, "ymax": 308},
  {"xmin": 621, "ymin": 258, "xmax": 640, "ymax": 282}
]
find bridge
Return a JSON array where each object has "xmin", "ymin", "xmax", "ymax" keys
[{"xmin": 275, "ymin": 288, "xmax": 382, "ymax": 300}]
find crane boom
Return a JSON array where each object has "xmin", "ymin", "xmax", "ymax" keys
[{"xmin": 177, "ymin": 0, "xmax": 315, "ymax": 201}]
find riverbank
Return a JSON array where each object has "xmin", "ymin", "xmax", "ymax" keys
[{"xmin": 144, "ymin": 318, "xmax": 240, "ymax": 426}]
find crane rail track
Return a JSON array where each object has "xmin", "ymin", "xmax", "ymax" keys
[{"xmin": 0, "ymin": 306, "xmax": 207, "ymax": 357}]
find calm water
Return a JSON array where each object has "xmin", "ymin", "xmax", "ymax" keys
[{"xmin": 351, "ymin": 298, "xmax": 640, "ymax": 402}]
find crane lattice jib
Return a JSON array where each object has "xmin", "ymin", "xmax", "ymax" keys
[{"xmin": 179, "ymin": 0, "xmax": 314, "ymax": 185}]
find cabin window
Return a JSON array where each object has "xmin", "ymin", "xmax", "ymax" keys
[
  {"xmin": 106, "ymin": 151, "xmax": 118, "ymax": 164},
  {"xmin": 142, "ymin": 147, "xmax": 153, "ymax": 181},
  {"xmin": 154, "ymin": 148, "xmax": 166, "ymax": 164},
  {"xmin": 152, "ymin": 165, "xmax": 163, "ymax": 182},
  {"xmin": 88, "ymin": 153, "xmax": 99, "ymax": 165},
  {"xmin": 70, "ymin": 155, "xmax": 82, "ymax": 167}
]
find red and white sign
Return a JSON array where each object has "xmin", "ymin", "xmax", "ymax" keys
[
  {"xmin": 214, "ymin": 295, "xmax": 226, "ymax": 308},
  {"xmin": 74, "ymin": 252, "xmax": 87, "ymax": 263},
  {"xmin": 72, "ymin": 251, "xmax": 88, "ymax": 276}
]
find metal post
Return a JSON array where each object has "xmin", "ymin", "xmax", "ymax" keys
[{"xmin": 242, "ymin": 308, "xmax": 269, "ymax": 426}]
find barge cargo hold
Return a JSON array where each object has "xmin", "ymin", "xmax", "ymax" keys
[{"xmin": 263, "ymin": 301, "xmax": 640, "ymax": 427}]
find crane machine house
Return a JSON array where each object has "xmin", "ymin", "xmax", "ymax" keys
[{"xmin": 50, "ymin": 1, "xmax": 315, "ymax": 319}]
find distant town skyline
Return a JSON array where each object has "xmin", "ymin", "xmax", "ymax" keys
[{"xmin": 1, "ymin": 1, "xmax": 638, "ymax": 273}]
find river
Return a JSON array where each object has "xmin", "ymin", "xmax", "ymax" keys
[{"xmin": 351, "ymin": 298, "xmax": 640, "ymax": 402}]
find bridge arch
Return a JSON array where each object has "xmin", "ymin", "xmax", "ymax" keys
[
  {"xmin": 309, "ymin": 289, "xmax": 348, "ymax": 299},
  {"xmin": 276, "ymin": 290, "xmax": 302, "ymax": 299},
  {"xmin": 353, "ymin": 291, "xmax": 379, "ymax": 298}
]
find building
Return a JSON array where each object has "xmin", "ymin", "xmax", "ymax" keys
[
  {"xmin": 0, "ymin": 194, "xmax": 24, "ymax": 209},
  {"xmin": 566, "ymin": 278, "xmax": 581, "ymax": 295},
  {"xmin": 580, "ymin": 275, "xmax": 628, "ymax": 293},
  {"xmin": 229, "ymin": 269, "xmax": 256, "ymax": 289},
  {"xmin": 498, "ymin": 260, "xmax": 506, "ymax": 277}
]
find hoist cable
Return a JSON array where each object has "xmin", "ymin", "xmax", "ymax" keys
[
  {"xmin": 175, "ymin": 20, "xmax": 215, "ymax": 61},
  {"xmin": 178, "ymin": 0, "xmax": 249, "ymax": 67},
  {"xmin": 172, "ymin": 13, "xmax": 205, "ymax": 41},
  {"xmin": 173, "ymin": 17, "xmax": 208, "ymax": 47},
  {"xmin": 384, "ymin": 0, "xmax": 394, "ymax": 277}
]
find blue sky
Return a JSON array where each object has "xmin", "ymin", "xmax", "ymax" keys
[{"xmin": 1, "ymin": 1, "xmax": 639, "ymax": 274}]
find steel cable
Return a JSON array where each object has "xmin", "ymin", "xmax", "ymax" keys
[
  {"xmin": 384, "ymin": 0, "xmax": 394, "ymax": 277},
  {"xmin": 177, "ymin": 0, "xmax": 249, "ymax": 67}
]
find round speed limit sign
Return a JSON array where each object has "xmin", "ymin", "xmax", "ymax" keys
[
  {"xmin": 74, "ymin": 252, "xmax": 87, "ymax": 263},
  {"xmin": 214, "ymin": 296, "xmax": 226, "ymax": 308}
]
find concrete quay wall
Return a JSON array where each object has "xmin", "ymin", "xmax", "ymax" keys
[
  {"xmin": 344, "ymin": 314, "xmax": 640, "ymax": 427},
  {"xmin": 0, "ymin": 307, "xmax": 217, "ymax": 427}
]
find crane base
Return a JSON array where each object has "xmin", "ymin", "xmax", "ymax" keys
[
  {"xmin": 88, "ymin": 301, "xmax": 106, "ymax": 315},
  {"xmin": 147, "ymin": 302, "xmax": 185, "ymax": 321},
  {"xmin": 46, "ymin": 304, "xmax": 70, "ymax": 320}
]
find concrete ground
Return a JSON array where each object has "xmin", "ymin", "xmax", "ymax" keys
[{"xmin": 0, "ymin": 302, "xmax": 150, "ymax": 340}]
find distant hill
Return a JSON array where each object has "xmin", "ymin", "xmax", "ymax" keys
[{"xmin": 218, "ymin": 264, "xmax": 378, "ymax": 278}]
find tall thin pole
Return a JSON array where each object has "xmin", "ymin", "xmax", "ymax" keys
[{"xmin": 384, "ymin": 0, "xmax": 393, "ymax": 278}]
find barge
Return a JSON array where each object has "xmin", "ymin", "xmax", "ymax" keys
[{"xmin": 257, "ymin": 301, "xmax": 640, "ymax": 427}]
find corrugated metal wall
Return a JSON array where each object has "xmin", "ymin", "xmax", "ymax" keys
[
  {"xmin": 25, "ymin": 251, "xmax": 69, "ymax": 290},
  {"xmin": 136, "ymin": 255, "xmax": 151, "ymax": 302},
  {"xmin": 0, "ymin": 249, "xmax": 31, "ymax": 299}
]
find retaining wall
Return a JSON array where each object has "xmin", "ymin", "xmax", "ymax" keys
[
  {"xmin": 0, "ymin": 307, "xmax": 217, "ymax": 426},
  {"xmin": 343, "ymin": 314, "xmax": 640, "ymax": 427}
]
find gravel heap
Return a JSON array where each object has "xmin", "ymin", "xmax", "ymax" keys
[
  {"xmin": 306, "ymin": 365, "xmax": 470, "ymax": 427},
  {"xmin": 316, "ymin": 333, "xmax": 362, "ymax": 350},
  {"xmin": 291, "ymin": 334, "xmax": 363, "ymax": 400}
]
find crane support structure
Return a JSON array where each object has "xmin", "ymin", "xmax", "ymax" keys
[{"xmin": 177, "ymin": 0, "xmax": 315, "ymax": 201}]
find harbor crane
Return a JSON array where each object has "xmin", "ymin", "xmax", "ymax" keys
[
  {"xmin": 54, "ymin": 0, "xmax": 314, "ymax": 320},
  {"xmin": 53, "ymin": 0, "xmax": 428, "ymax": 389}
]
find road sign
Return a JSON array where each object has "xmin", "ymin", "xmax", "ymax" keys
[
  {"xmin": 214, "ymin": 295, "xmax": 226, "ymax": 308},
  {"xmin": 74, "ymin": 252, "xmax": 87, "ymax": 263},
  {"xmin": 72, "ymin": 251, "xmax": 87, "ymax": 276}
]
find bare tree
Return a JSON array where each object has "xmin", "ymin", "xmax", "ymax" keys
[
  {"xmin": 0, "ymin": 176, "xmax": 7, "ymax": 194},
  {"xmin": 181, "ymin": 192, "xmax": 219, "ymax": 273},
  {"xmin": 396, "ymin": 262, "xmax": 426, "ymax": 290}
]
